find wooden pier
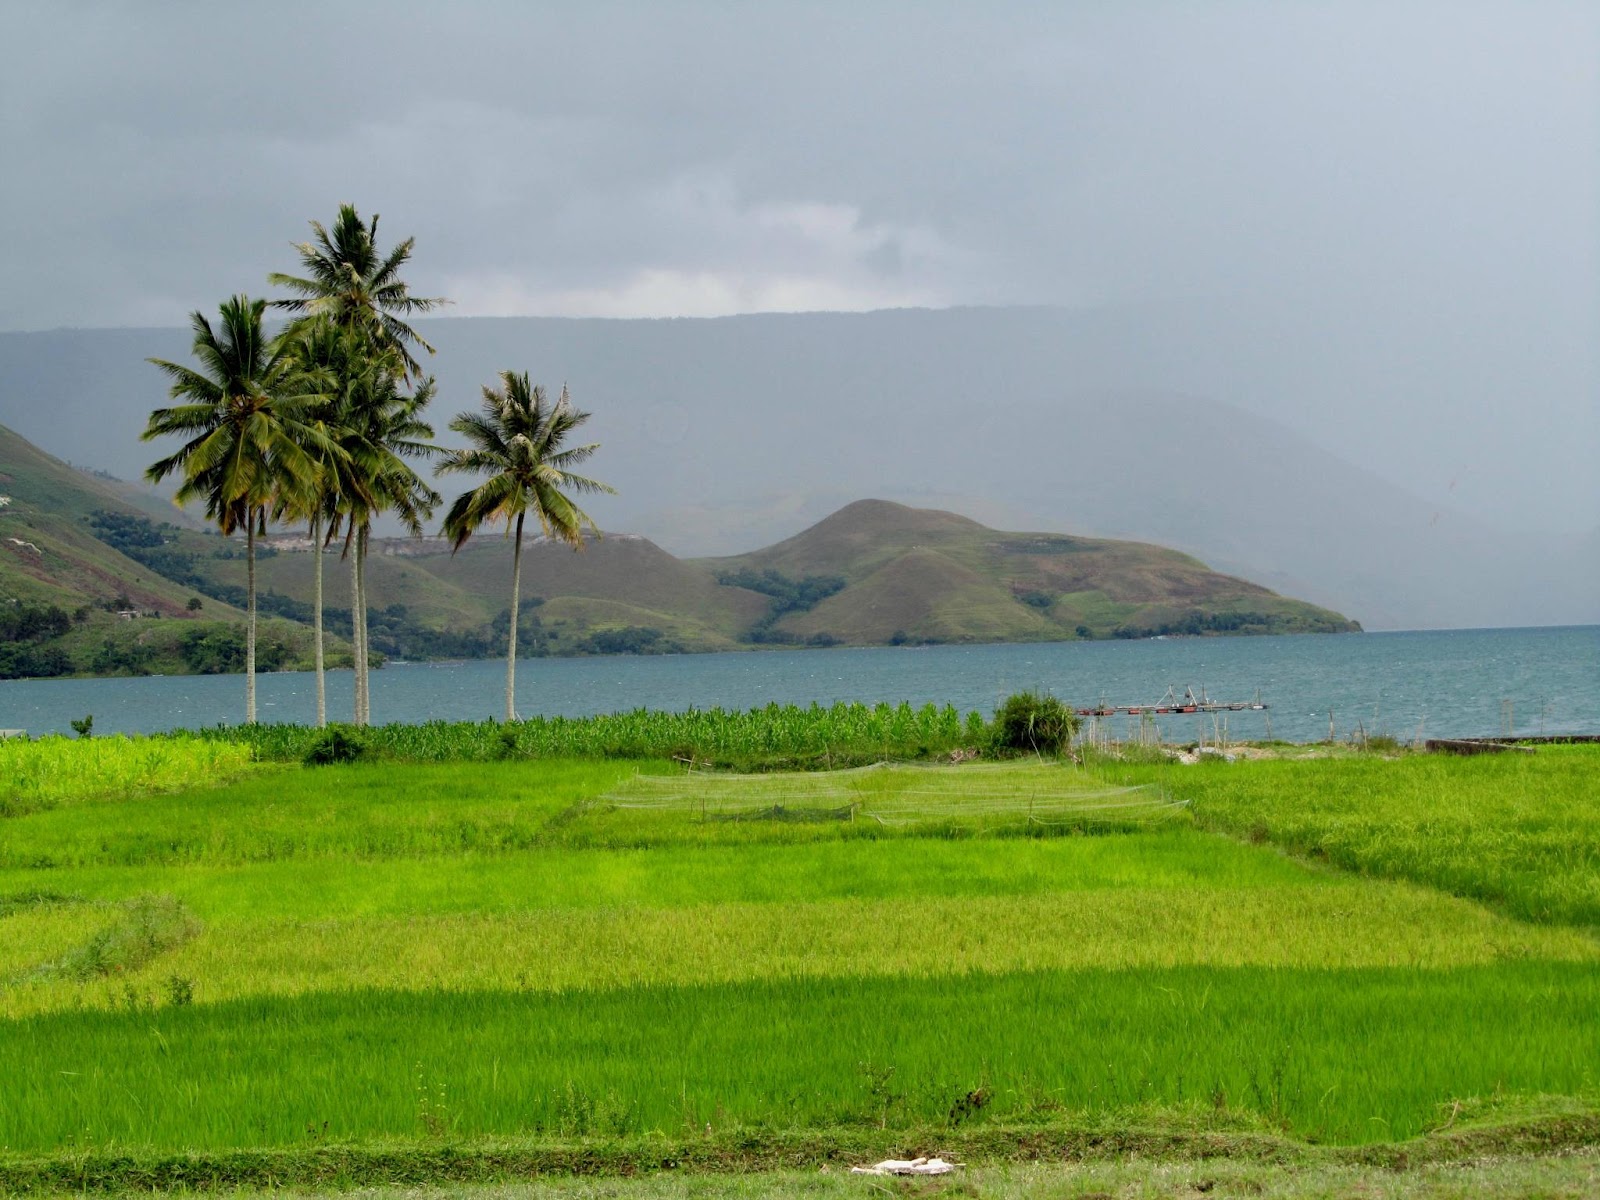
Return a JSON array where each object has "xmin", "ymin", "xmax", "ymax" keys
[{"xmin": 1074, "ymin": 686, "xmax": 1266, "ymax": 718}]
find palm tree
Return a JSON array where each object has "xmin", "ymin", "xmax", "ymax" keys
[
  {"xmin": 269, "ymin": 204, "xmax": 445, "ymax": 724},
  {"xmin": 268, "ymin": 204, "xmax": 446, "ymax": 379},
  {"xmin": 143, "ymin": 296, "xmax": 324, "ymax": 723},
  {"xmin": 271, "ymin": 322, "xmax": 373, "ymax": 727},
  {"xmin": 437, "ymin": 374, "xmax": 614, "ymax": 721},
  {"xmin": 327, "ymin": 358, "xmax": 441, "ymax": 725}
]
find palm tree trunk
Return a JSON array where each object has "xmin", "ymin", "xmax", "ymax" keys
[
  {"xmin": 312, "ymin": 510, "xmax": 326, "ymax": 728},
  {"xmin": 356, "ymin": 523, "xmax": 371, "ymax": 726},
  {"xmin": 506, "ymin": 511, "xmax": 524, "ymax": 722},
  {"xmin": 349, "ymin": 532, "xmax": 363, "ymax": 725},
  {"xmin": 245, "ymin": 510, "xmax": 257, "ymax": 725}
]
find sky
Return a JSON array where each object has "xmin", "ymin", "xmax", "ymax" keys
[{"xmin": 2, "ymin": 0, "xmax": 1596, "ymax": 534}]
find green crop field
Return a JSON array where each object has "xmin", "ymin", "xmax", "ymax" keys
[
  {"xmin": 1108, "ymin": 746, "xmax": 1600, "ymax": 928},
  {"xmin": 1, "ymin": 734, "xmax": 1597, "ymax": 1193}
]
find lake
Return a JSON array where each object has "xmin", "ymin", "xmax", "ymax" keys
[{"xmin": 2, "ymin": 626, "xmax": 1595, "ymax": 743}]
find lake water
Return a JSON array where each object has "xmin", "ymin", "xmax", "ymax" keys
[{"xmin": 2, "ymin": 626, "xmax": 1596, "ymax": 743}]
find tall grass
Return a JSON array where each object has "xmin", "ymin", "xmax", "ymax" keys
[
  {"xmin": 7, "ymin": 749, "xmax": 1600, "ymax": 1165},
  {"xmin": 6, "ymin": 965, "xmax": 1599, "ymax": 1150},
  {"xmin": 0, "ymin": 735, "xmax": 257, "ymax": 816}
]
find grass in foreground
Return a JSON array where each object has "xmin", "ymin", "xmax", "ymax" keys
[
  {"xmin": 5, "ymin": 966, "xmax": 1600, "ymax": 1151},
  {"xmin": 5, "ymin": 746, "xmax": 1600, "ymax": 1176},
  {"xmin": 1117, "ymin": 746, "xmax": 1600, "ymax": 928}
]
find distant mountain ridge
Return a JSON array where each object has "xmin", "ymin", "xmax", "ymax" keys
[
  {"xmin": 232, "ymin": 497, "xmax": 1356, "ymax": 654},
  {"xmin": 0, "ymin": 420, "xmax": 1356, "ymax": 678},
  {"xmin": 1, "ymin": 309, "xmax": 1590, "ymax": 629}
]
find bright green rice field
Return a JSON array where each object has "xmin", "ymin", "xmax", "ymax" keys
[{"xmin": 1, "ymin": 737, "xmax": 1597, "ymax": 1189}]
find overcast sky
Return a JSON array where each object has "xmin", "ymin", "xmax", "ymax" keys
[{"xmin": 2, "ymin": 1, "xmax": 1596, "ymax": 532}]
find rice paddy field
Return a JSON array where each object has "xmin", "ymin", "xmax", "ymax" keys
[{"xmin": 1, "ymin": 725, "xmax": 1597, "ymax": 1195}]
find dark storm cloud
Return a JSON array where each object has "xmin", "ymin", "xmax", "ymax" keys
[{"xmin": 1, "ymin": 1, "xmax": 1595, "ymax": 532}]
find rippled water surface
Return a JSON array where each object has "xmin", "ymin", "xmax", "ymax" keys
[{"xmin": 1, "ymin": 626, "xmax": 1595, "ymax": 742}]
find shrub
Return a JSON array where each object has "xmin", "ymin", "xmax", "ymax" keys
[
  {"xmin": 302, "ymin": 726, "xmax": 369, "ymax": 766},
  {"xmin": 990, "ymin": 691, "xmax": 1079, "ymax": 755},
  {"xmin": 493, "ymin": 726, "xmax": 522, "ymax": 760}
]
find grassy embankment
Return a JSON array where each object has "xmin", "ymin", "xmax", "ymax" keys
[{"xmin": 1, "ymin": 730, "xmax": 1597, "ymax": 1191}]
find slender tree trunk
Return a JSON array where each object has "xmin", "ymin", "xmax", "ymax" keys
[
  {"xmin": 356, "ymin": 523, "xmax": 371, "ymax": 726},
  {"xmin": 245, "ymin": 510, "xmax": 257, "ymax": 725},
  {"xmin": 506, "ymin": 512, "xmax": 524, "ymax": 722},
  {"xmin": 312, "ymin": 510, "xmax": 326, "ymax": 728},
  {"xmin": 349, "ymin": 531, "xmax": 363, "ymax": 725}
]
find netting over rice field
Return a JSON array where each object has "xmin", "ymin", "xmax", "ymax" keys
[{"xmin": 601, "ymin": 761, "xmax": 1185, "ymax": 828}]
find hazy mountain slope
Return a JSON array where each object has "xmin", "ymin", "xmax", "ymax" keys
[
  {"xmin": 224, "ymin": 533, "xmax": 771, "ymax": 652},
  {"xmin": 444, "ymin": 536, "xmax": 769, "ymax": 636},
  {"xmin": 0, "ymin": 423, "xmax": 339, "ymax": 679},
  {"xmin": 0, "ymin": 421, "xmax": 1356, "ymax": 675},
  {"xmin": 3, "ymin": 309, "xmax": 1582, "ymax": 628},
  {"xmin": 207, "ymin": 547, "xmax": 492, "ymax": 632},
  {"xmin": 0, "ymin": 422, "xmax": 226, "ymax": 613}
]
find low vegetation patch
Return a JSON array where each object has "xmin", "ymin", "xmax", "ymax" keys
[
  {"xmin": 0, "ymin": 734, "xmax": 257, "ymax": 816},
  {"xmin": 1117, "ymin": 746, "xmax": 1600, "ymax": 928},
  {"xmin": 4, "ymin": 893, "xmax": 199, "ymax": 986}
]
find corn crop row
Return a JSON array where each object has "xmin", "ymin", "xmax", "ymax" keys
[{"xmin": 169, "ymin": 702, "xmax": 987, "ymax": 764}]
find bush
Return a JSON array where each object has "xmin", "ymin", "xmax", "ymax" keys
[
  {"xmin": 990, "ymin": 691, "xmax": 1079, "ymax": 755},
  {"xmin": 302, "ymin": 726, "xmax": 369, "ymax": 766}
]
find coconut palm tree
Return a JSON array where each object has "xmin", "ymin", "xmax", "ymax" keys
[
  {"xmin": 436, "ymin": 374, "xmax": 614, "ymax": 721},
  {"xmin": 268, "ymin": 204, "xmax": 446, "ymax": 379},
  {"xmin": 326, "ymin": 358, "xmax": 441, "ymax": 725},
  {"xmin": 271, "ymin": 322, "xmax": 376, "ymax": 726},
  {"xmin": 269, "ymin": 204, "xmax": 445, "ymax": 723},
  {"xmin": 143, "ymin": 296, "xmax": 325, "ymax": 723}
]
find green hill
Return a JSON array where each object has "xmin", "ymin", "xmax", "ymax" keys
[
  {"xmin": 0, "ymin": 423, "xmax": 1357, "ymax": 680},
  {"xmin": 0, "ymin": 423, "xmax": 342, "ymax": 679},
  {"xmin": 705, "ymin": 499, "xmax": 1360, "ymax": 645}
]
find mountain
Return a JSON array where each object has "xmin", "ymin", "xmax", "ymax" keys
[
  {"xmin": 1, "ymin": 309, "xmax": 1588, "ymax": 629},
  {"xmin": 227, "ymin": 499, "xmax": 1355, "ymax": 656},
  {"xmin": 0, "ymin": 422, "xmax": 223, "ymax": 612},
  {"xmin": 0, "ymin": 423, "xmax": 338, "ymax": 679},
  {"xmin": 708, "ymin": 499, "xmax": 1356, "ymax": 645},
  {"xmin": 0, "ymin": 422, "xmax": 1353, "ymax": 678}
]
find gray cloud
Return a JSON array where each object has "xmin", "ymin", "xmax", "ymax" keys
[{"xmin": 2, "ymin": 0, "xmax": 1595, "ymax": 534}]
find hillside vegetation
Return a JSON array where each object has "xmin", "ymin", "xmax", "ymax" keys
[
  {"xmin": 207, "ymin": 501, "xmax": 1357, "ymax": 659},
  {"xmin": 0, "ymin": 425, "xmax": 344, "ymax": 678},
  {"xmin": 1, "ymin": 424, "xmax": 1356, "ymax": 679},
  {"xmin": 707, "ymin": 499, "xmax": 1358, "ymax": 645}
]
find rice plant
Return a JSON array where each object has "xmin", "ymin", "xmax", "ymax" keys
[{"xmin": 5, "ymin": 964, "xmax": 1599, "ymax": 1151}]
